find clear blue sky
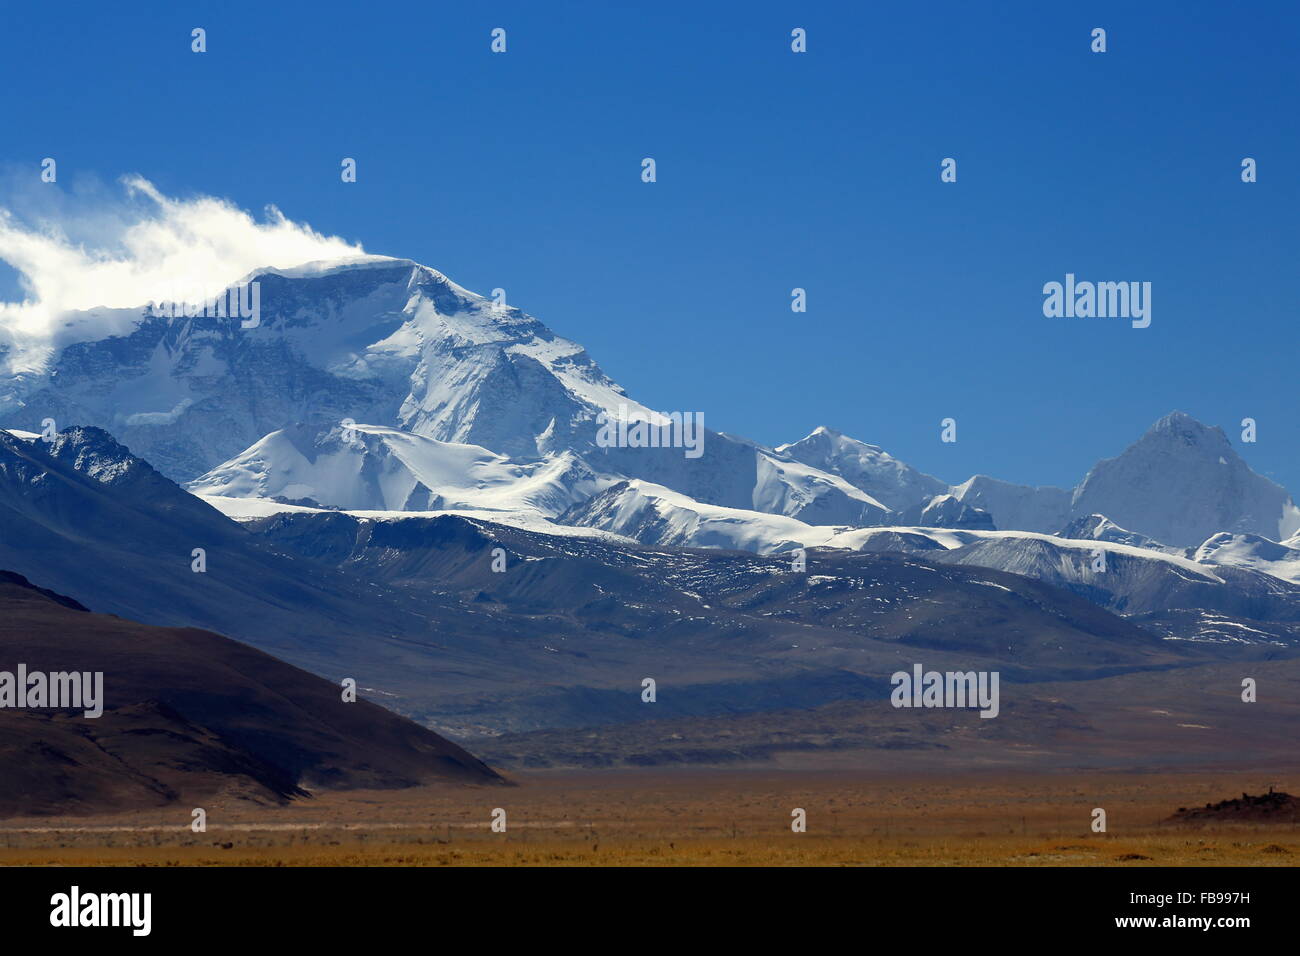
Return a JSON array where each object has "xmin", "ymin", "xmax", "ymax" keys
[{"xmin": 2, "ymin": 0, "xmax": 1297, "ymax": 491}]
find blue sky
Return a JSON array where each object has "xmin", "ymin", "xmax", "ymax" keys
[{"xmin": 1, "ymin": 0, "xmax": 1297, "ymax": 491}]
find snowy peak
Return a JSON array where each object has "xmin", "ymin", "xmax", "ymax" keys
[
  {"xmin": 901, "ymin": 493, "xmax": 995, "ymax": 530},
  {"xmin": 0, "ymin": 424, "xmax": 237, "ymax": 544},
  {"xmin": 0, "ymin": 257, "xmax": 644, "ymax": 479},
  {"xmin": 1148, "ymin": 409, "xmax": 1217, "ymax": 438},
  {"xmin": 776, "ymin": 425, "xmax": 946, "ymax": 512},
  {"xmin": 1058, "ymin": 514, "xmax": 1164, "ymax": 550},
  {"xmin": 948, "ymin": 475, "xmax": 1071, "ymax": 534},
  {"xmin": 32, "ymin": 425, "xmax": 184, "ymax": 503},
  {"xmin": 0, "ymin": 254, "xmax": 898, "ymax": 531},
  {"xmin": 7, "ymin": 255, "xmax": 1298, "ymax": 562},
  {"xmin": 44, "ymin": 426, "xmax": 148, "ymax": 487},
  {"xmin": 1072, "ymin": 411, "xmax": 1300, "ymax": 547}
]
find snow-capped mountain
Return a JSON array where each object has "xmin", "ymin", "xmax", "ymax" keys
[
  {"xmin": 774, "ymin": 428, "xmax": 1075, "ymax": 535},
  {"xmin": 561, "ymin": 470, "xmax": 1300, "ymax": 610},
  {"xmin": 784, "ymin": 412, "xmax": 1299, "ymax": 551},
  {"xmin": 558, "ymin": 479, "xmax": 846, "ymax": 553},
  {"xmin": 927, "ymin": 528, "xmax": 1300, "ymax": 645},
  {"xmin": 0, "ymin": 257, "xmax": 884, "ymax": 527},
  {"xmin": 1193, "ymin": 532, "xmax": 1300, "ymax": 585},
  {"xmin": 1058, "ymin": 514, "xmax": 1166, "ymax": 551},
  {"xmin": 0, "ymin": 257, "xmax": 610, "ymax": 476},
  {"xmin": 897, "ymin": 492, "xmax": 995, "ymax": 530},
  {"xmin": 1071, "ymin": 411, "xmax": 1300, "ymax": 547},
  {"xmin": 551, "ymin": 484, "xmax": 1300, "ymax": 644},
  {"xmin": 5, "ymin": 425, "xmax": 1195, "ymax": 735},
  {"xmin": 188, "ymin": 421, "xmax": 608, "ymax": 515},
  {"xmin": 946, "ymin": 475, "xmax": 1072, "ymax": 535},
  {"xmin": 775, "ymin": 426, "xmax": 947, "ymax": 512},
  {"xmin": 2, "ymin": 255, "xmax": 1296, "ymax": 576}
]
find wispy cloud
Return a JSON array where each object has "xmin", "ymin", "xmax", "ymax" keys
[{"xmin": 0, "ymin": 175, "xmax": 366, "ymax": 370}]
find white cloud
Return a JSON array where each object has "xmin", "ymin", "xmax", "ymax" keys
[{"xmin": 0, "ymin": 175, "xmax": 368, "ymax": 371}]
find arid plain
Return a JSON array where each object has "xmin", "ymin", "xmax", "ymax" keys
[{"xmin": 2, "ymin": 767, "xmax": 1296, "ymax": 867}]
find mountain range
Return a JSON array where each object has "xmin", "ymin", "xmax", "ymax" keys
[
  {"xmin": 0, "ymin": 258, "xmax": 886, "ymax": 528},
  {"xmin": 1, "ymin": 425, "xmax": 1212, "ymax": 740},
  {"xmin": 3, "ymin": 257, "xmax": 1294, "ymax": 558},
  {"xmin": 2, "ymin": 254, "xmax": 1299, "ymax": 761}
]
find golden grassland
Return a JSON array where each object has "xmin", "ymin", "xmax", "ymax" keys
[
  {"xmin": 1, "ymin": 768, "xmax": 1296, "ymax": 866},
  {"xmin": 0, "ymin": 833, "xmax": 1294, "ymax": 867}
]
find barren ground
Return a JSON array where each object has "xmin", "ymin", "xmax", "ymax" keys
[{"xmin": 2, "ymin": 767, "xmax": 1296, "ymax": 866}]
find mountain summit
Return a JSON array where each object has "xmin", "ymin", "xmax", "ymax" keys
[
  {"xmin": 0, "ymin": 257, "xmax": 624, "ymax": 476},
  {"xmin": 0, "ymin": 258, "xmax": 891, "ymax": 526},
  {"xmin": 776, "ymin": 426, "xmax": 947, "ymax": 512},
  {"xmin": 1072, "ymin": 411, "xmax": 1300, "ymax": 547}
]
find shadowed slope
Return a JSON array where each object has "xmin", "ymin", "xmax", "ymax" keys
[{"xmin": 0, "ymin": 572, "xmax": 503, "ymax": 817}]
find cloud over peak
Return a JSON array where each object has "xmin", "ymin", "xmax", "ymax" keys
[{"xmin": 0, "ymin": 175, "xmax": 366, "ymax": 370}]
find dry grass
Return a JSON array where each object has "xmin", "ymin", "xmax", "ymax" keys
[
  {"xmin": 0, "ymin": 833, "xmax": 1294, "ymax": 866},
  {"xmin": 1, "ymin": 768, "xmax": 1296, "ymax": 866}
]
